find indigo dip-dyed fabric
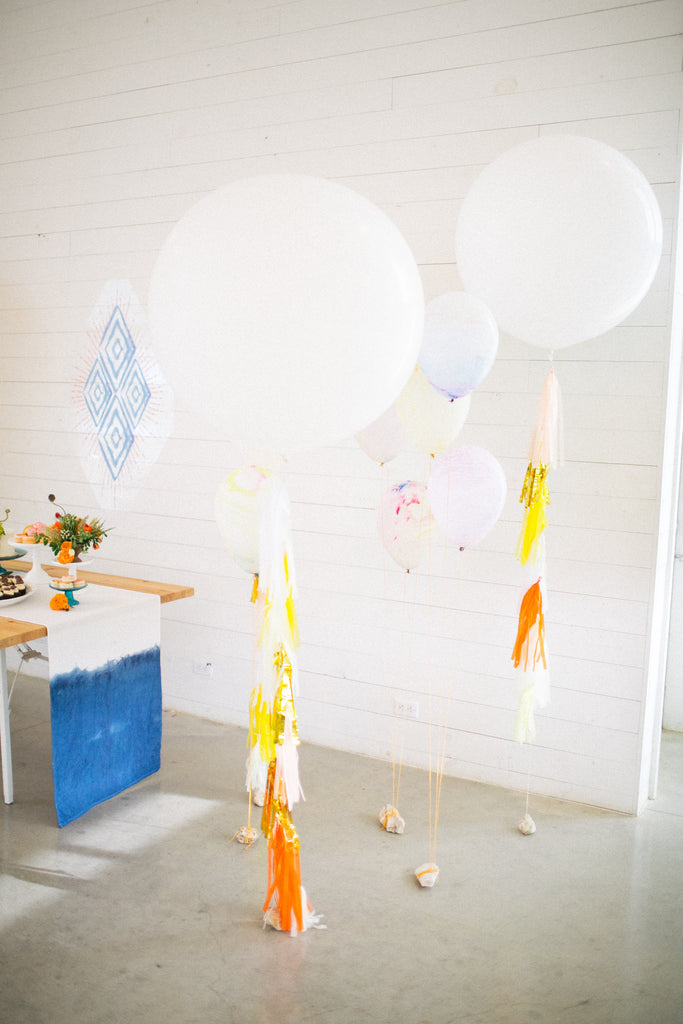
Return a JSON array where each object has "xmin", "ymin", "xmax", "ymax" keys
[{"xmin": 50, "ymin": 645, "xmax": 161, "ymax": 826}]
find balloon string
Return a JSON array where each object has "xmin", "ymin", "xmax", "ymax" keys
[
  {"xmin": 428, "ymin": 457, "xmax": 463, "ymax": 868},
  {"xmin": 379, "ymin": 463, "xmax": 395, "ymax": 798},
  {"xmin": 428, "ymin": 456, "xmax": 446, "ymax": 866},
  {"xmin": 431, "ymin": 548, "xmax": 462, "ymax": 867},
  {"xmin": 379, "ymin": 463, "xmax": 407, "ymax": 813},
  {"xmin": 429, "ymin": 568, "xmax": 458, "ymax": 867},
  {"xmin": 394, "ymin": 567, "xmax": 411, "ymax": 811},
  {"xmin": 524, "ymin": 740, "xmax": 534, "ymax": 819},
  {"xmin": 417, "ymin": 453, "xmax": 435, "ymax": 856}
]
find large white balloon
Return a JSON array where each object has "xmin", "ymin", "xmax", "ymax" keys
[
  {"xmin": 455, "ymin": 136, "xmax": 663, "ymax": 349},
  {"xmin": 149, "ymin": 174, "xmax": 424, "ymax": 453},
  {"xmin": 419, "ymin": 291, "xmax": 498, "ymax": 398}
]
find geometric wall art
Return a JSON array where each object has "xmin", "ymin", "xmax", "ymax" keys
[{"xmin": 73, "ymin": 280, "xmax": 173, "ymax": 510}]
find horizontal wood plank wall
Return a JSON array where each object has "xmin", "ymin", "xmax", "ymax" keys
[{"xmin": 0, "ymin": 0, "xmax": 681, "ymax": 812}]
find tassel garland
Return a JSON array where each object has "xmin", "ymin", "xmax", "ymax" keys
[
  {"xmin": 527, "ymin": 367, "xmax": 561, "ymax": 469},
  {"xmin": 262, "ymin": 809, "xmax": 306, "ymax": 934},
  {"xmin": 515, "ymin": 369, "xmax": 562, "ymax": 567},
  {"xmin": 514, "ymin": 683, "xmax": 537, "ymax": 744},
  {"xmin": 512, "ymin": 579, "xmax": 549, "ymax": 745},
  {"xmin": 511, "ymin": 579, "xmax": 547, "ymax": 672},
  {"xmin": 516, "ymin": 463, "xmax": 550, "ymax": 565},
  {"xmin": 243, "ymin": 478, "xmax": 320, "ymax": 934}
]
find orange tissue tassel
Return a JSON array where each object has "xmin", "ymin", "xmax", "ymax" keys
[
  {"xmin": 263, "ymin": 809, "xmax": 306, "ymax": 934},
  {"xmin": 511, "ymin": 579, "xmax": 547, "ymax": 673}
]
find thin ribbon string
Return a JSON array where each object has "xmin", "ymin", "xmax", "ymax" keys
[
  {"xmin": 379, "ymin": 462, "xmax": 403, "ymax": 812},
  {"xmin": 427, "ymin": 457, "xmax": 464, "ymax": 870}
]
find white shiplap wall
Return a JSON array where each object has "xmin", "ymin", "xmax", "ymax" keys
[{"xmin": 1, "ymin": 0, "xmax": 681, "ymax": 814}]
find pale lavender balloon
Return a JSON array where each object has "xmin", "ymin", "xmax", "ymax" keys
[{"xmin": 428, "ymin": 445, "xmax": 507, "ymax": 550}]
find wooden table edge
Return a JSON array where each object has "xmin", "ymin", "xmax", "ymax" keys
[
  {"xmin": 0, "ymin": 619, "xmax": 48, "ymax": 649},
  {"xmin": 11, "ymin": 560, "xmax": 194, "ymax": 604}
]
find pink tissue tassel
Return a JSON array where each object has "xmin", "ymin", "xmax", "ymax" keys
[{"xmin": 528, "ymin": 367, "xmax": 562, "ymax": 470}]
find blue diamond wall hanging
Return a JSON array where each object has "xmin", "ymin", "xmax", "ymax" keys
[{"xmin": 75, "ymin": 280, "xmax": 173, "ymax": 509}]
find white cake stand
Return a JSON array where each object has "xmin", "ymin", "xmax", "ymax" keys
[{"xmin": 11, "ymin": 542, "xmax": 51, "ymax": 587}]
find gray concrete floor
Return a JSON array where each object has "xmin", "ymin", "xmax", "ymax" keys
[{"xmin": 1, "ymin": 675, "xmax": 682, "ymax": 1024}]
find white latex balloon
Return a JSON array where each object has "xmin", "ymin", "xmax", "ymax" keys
[
  {"xmin": 428, "ymin": 445, "xmax": 507, "ymax": 550},
  {"xmin": 419, "ymin": 291, "xmax": 498, "ymax": 398},
  {"xmin": 397, "ymin": 366, "xmax": 470, "ymax": 456},
  {"xmin": 215, "ymin": 466, "xmax": 272, "ymax": 575},
  {"xmin": 149, "ymin": 174, "xmax": 424, "ymax": 453},
  {"xmin": 455, "ymin": 135, "xmax": 663, "ymax": 349},
  {"xmin": 378, "ymin": 481, "xmax": 434, "ymax": 571},
  {"xmin": 356, "ymin": 402, "xmax": 408, "ymax": 465}
]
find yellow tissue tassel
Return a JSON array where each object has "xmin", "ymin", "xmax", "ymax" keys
[
  {"xmin": 249, "ymin": 685, "xmax": 275, "ymax": 767},
  {"xmin": 255, "ymin": 577, "xmax": 299, "ymax": 655},
  {"xmin": 516, "ymin": 463, "xmax": 550, "ymax": 565},
  {"xmin": 285, "ymin": 592, "xmax": 300, "ymax": 648}
]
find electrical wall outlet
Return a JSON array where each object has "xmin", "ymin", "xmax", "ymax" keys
[
  {"xmin": 192, "ymin": 658, "xmax": 214, "ymax": 678},
  {"xmin": 394, "ymin": 698, "xmax": 419, "ymax": 719}
]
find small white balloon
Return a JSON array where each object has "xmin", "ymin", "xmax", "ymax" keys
[
  {"xmin": 378, "ymin": 481, "xmax": 434, "ymax": 572},
  {"xmin": 215, "ymin": 466, "xmax": 273, "ymax": 575},
  {"xmin": 419, "ymin": 291, "xmax": 498, "ymax": 398},
  {"xmin": 356, "ymin": 402, "xmax": 408, "ymax": 465},
  {"xmin": 428, "ymin": 445, "xmax": 507, "ymax": 550},
  {"xmin": 455, "ymin": 135, "xmax": 663, "ymax": 349},
  {"xmin": 397, "ymin": 367, "xmax": 470, "ymax": 456},
  {"xmin": 149, "ymin": 174, "xmax": 424, "ymax": 454}
]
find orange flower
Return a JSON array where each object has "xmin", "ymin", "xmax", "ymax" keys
[
  {"xmin": 83, "ymin": 523, "xmax": 92, "ymax": 532},
  {"xmin": 56, "ymin": 541, "xmax": 75, "ymax": 564},
  {"xmin": 49, "ymin": 593, "xmax": 70, "ymax": 611}
]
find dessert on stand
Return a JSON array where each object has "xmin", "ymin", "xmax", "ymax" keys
[
  {"xmin": 49, "ymin": 569, "xmax": 88, "ymax": 608},
  {"xmin": 10, "ymin": 534, "xmax": 51, "ymax": 587}
]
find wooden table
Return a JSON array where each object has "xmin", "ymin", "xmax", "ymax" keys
[{"xmin": 0, "ymin": 562, "xmax": 193, "ymax": 806}]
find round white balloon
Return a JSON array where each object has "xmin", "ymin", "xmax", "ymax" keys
[
  {"xmin": 356, "ymin": 402, "xmax": 408, "ymax": 465},
  {"xmin": 455, "ymin": 136, "xmax": 663, "ymax": 349},
  {"xmin": 397, "ymin": 366, "xmax": 470, "ymax": 456},
  {"xmin": 378, "ymin": 481, "xmax": 434, "ymax": 571},
  {"xmin": 214, "ymin": 465, "xmax": 272, "ymax": 575},
  {"xmin": 149, "ymin": 174, "xmax": 424, "ymax": 453},
  {"xmin": 419, "ymin": 291, "xmax": 498, "ymax": 398},
  {"xmin": 428, "ymin": 445, "xmax": 507, "ymax": 550}
]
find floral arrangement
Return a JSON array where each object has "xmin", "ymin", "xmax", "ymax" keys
[
  {"xmin": 0, "ymin": 508, "xmax": 9, "ymax": 538},
  {"xmin": 37, "ymin": 494, "xmax": 111, "ymax": 563}
]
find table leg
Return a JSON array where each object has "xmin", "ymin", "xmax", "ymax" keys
[{"xmin": 0, "ymin": 648, "xmax": 13, "ymax": 804}]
